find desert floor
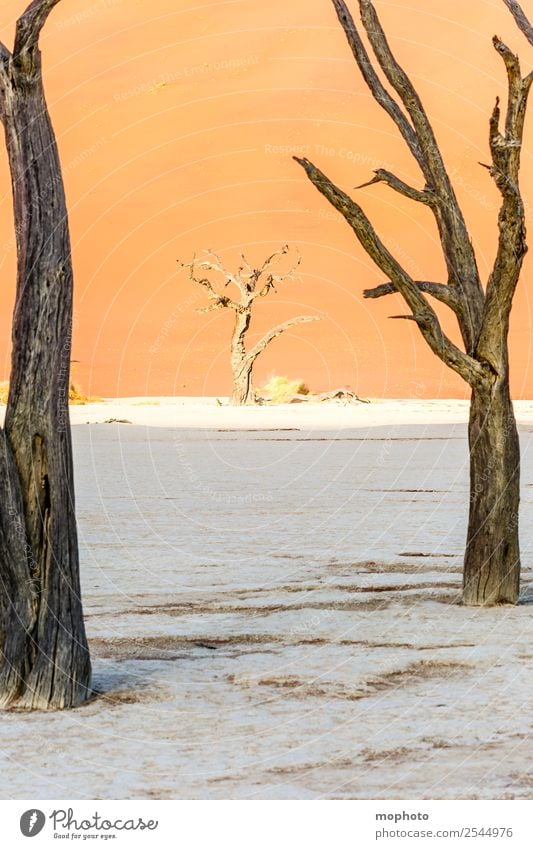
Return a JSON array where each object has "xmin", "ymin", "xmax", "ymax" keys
[{"xmin": 1, "ymin": 398, "xmax": 532, "ymax": 799}]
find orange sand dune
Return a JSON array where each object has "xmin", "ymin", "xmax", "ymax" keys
[{"xmin": 0, "ymin": 0, "xmax": 532, "ymax": 398}]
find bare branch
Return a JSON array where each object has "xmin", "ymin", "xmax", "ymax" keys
[
  {"xmin": 246, "ymin": 245, "xmax": 296, "ymax": 284},
  {"xmin": 489, "ymin": 38, "xmax": 532, "ymax": 192},
  {"xmin": 179, "ymin": 245, "xmax": 304, "ymax": 317},
  {"xmin": 389, "ymin": 314, "xmax": 419, "ymax": 322},
  {"xmin": 503, "ymin": 0, "xmax": 533, "ymax": 47},
  {"xmin": 237, "ymin": 245, "xmax": 289, "ymax": 287},
  {"xmin": 195, "ymin": 249, "xmax": 247, "ymax": 297},
  {"xmin": 14, "ymin": 0, "xmax": 61, "ymax": 58},
  {"xmin": 294, "ymin": 155, "xmax": 485, "ymax": 386},
  {"xmin": 331, "ymin": 0, "xmax": 423, "ymax": 167},
  {"xmin": 331, "ymin": 1, "xmax": 484, "ymax": 352},
  {"xmin": 200, "ymin": 245, "xmax": 303, "ymax": 305},
  {"xmin": 355, "ymin": 168, "xmax": 436, "ymax": 205},
  {"xmin": 357, "ymin": 0, "xmax": 448, "ymax": 185},
  {"xmin": 177, "ymin": 257, "xmax": 243, "ymax": 312},
  {"xmin": 363, "ymin": 280, "xmax": 461, "ymax": 311},
  {"xmin": 476, "ymin": 36, "xmax": 533, "ymax": 366},
  {"xmin": 245, "ymin": 315, "xmax": 321, "ymax": 366},
  {"xmin": 255, "ymin": 244, "xmax": 290, "ymax": 274},
  {"xmin": 196, "ymin": 300, "xmax": 231, "ymax": 314},
  {"xmin": 249, "ymin": 251, "xmax": 303, "ymax": 300},
  {"xmin": 238, "ymin": 253, "xmax": 254, "ymax": 275}
]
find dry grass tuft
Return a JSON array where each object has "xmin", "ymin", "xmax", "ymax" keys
[
  {"xmin": 68, "ymin": 382, "xmax": 102, "ymax": 404},
  {"xmin": 259, "ymin": 375, "xmax": 310, "ymax": 403},
  {"xmin": 0, "ymin": 380, "xmax": 101, "ymax": 405}
]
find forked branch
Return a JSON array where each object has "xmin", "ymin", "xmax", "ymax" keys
[
  {"xmin": 294, "ymin": 156, "xmax": 485, "ymax": 387},
  {"xmin": 14, "ymin": 0, "xmax": 61, "ymax": 58},
  {"xmin": 355, "ymin": 169, "xmax": 435, "ymax": 206},
  {"xmin": 331, "ymin": 0, "xmax": 484, "ymax": 353},
  {"xmin": 177, "ymin": 256, "xmax": 243, "ymax": 313},
  {"xmin": 476, "ymin": 36, "xmax": 533, "ymax": 363},
  {"xmin": 330, "ymin": 0, "xmax": 423, "ymax": 167},
  {"xmin": 245, "ymin": 315, "xmax": 321, "ymax": 366},
  {"xmin": 357, "ymin": 0, "xmax": 448, "ymax": 185},
  {"xmin": 180, "ymin": 246, "xmax": 302, "ymax": 309},
  {"xmin": 363, "ymin": 280, "xmax": 461, "ymax": 312}
]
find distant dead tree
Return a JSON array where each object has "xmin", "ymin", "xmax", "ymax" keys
[
  {"xmin": 295, "ymin": 0, "xmax": 533, "ymax": 606},
  {"xmin": 179, "ymin": 246, "xmax": 320, "ymax": 404},
  {"xmin": 0, "ymin": 0, "xmax": 91, "ymax": 707}
]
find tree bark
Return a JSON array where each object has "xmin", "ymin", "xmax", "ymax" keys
[
  {"xmin": 230, "ymin": 311, "xmax": 253, "ymax": 405},
  {"xmin": 0, "ymin": 2, "xmax": 91, "ymax": 709},
  {"xmin": 0, "ymin": 433, "xmax": 34, "ymax": 706},
  {"xmin": 464, "ymin": 379, "xmax": 520, "ymax": 606},
  {"xmin": 230, "ymin": 368, "xmax": 253, "ymax": 405}
]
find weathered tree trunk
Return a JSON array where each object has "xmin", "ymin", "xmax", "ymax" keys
[
  {"xmin": 464, "ymin": 378, "xmax": 520, "ymax": 605},
  {"xmin": 0, "ymin": 1, "xmax": 91, "ymax": 709},
  {"xmin": 230, "ymin": 311, "xmax": 254, "ymax": 405},
  {"xmin": 230, "ymin": 368, "xmax": 253, "ymax": 405}
]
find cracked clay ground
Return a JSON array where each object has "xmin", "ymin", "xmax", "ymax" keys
[{"xmin": 0, "ymin": 401, "xmax": 532, "ymax": 799}]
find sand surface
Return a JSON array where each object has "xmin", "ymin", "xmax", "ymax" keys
[
  {"xmin": 0, "ymin": 398, "xmax": 532, "ymax": 799},
  {"xmin": 67, "ymin": 394, "xmax": 533, "ymax": 429}
]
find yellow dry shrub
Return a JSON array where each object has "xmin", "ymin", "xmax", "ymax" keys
[
  {"xmin": 0, "ymin": 381, "xmax": 101, "ymax": 405},
  {"xmin": 259, "ymin": 375, "xmax": 310, "ymax": 403}
]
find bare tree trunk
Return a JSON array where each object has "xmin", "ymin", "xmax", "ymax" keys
[
  {"xmin": 231, "ymin": 368, "xmax": 253, "ymax": 405},
  {"xmin": 0, "ymin": 1, "xmax": 91, "ymax": 709},
  {"xmin": 464, "ymin": 378, "xmax": 520, "ymax": 605},
  {"xmin": 230, "ymin": 312, "xmax": 253, "ymax": 405}
]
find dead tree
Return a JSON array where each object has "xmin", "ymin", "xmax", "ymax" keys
[
  {"xmin": 295, "ymin": 0, "xmax": 533, "ymax": 606},
  {"xmin": 0, "ymin": 0, "xmax": 91, "ymax": 708},
  {"xmin": 179, "ymin": 246, "xmax": 320, "ymax": 404}
]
